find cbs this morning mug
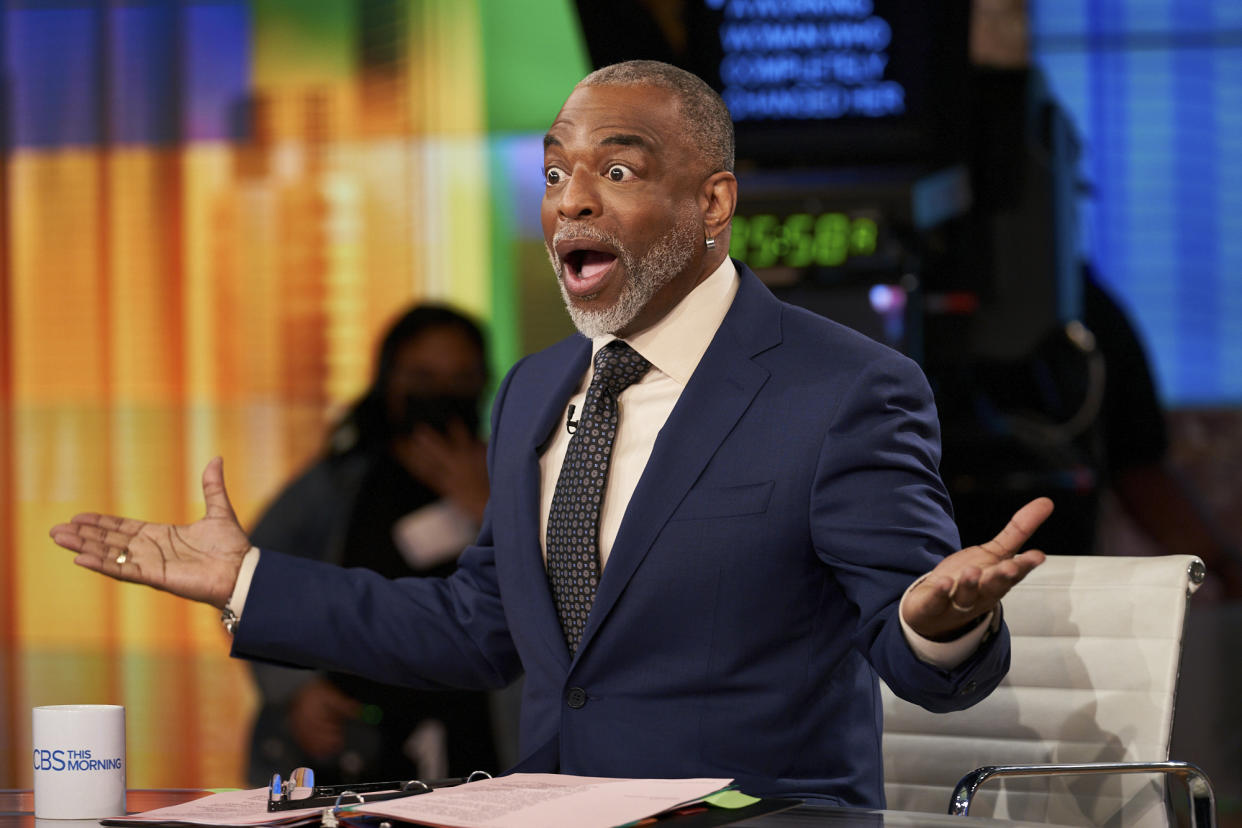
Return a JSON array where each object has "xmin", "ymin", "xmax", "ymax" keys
[{"xmin": 32, "ymin": 705, "xmax": 126, "ymax": 819}]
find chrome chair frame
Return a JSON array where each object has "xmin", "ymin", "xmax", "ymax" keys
[{"xmin": 950, "ymin": 760, "xmax": 1216, "ymax": 828}]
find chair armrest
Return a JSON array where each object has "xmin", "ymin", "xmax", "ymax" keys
[{"xmin": 949, "ymin": 760, "xmax": 1216, "ymax": 828}]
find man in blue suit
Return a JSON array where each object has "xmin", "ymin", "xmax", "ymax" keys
[{"xmin": 52, "ymin": 61, "xmax": 1051, "ymax": 807}]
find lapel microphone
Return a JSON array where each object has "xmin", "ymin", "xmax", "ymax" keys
[{"xmin": 566, "ymin": 404, "xmax": 579, "ymax": 434}]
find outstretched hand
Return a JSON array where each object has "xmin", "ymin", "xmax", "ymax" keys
[
  {"xmin": 48, "ymin": 457, "xmax": 251, "ymax": 610},
  {"xmin": 902, "ymin": 497, "xmax": 1054, "ymax": 640}
]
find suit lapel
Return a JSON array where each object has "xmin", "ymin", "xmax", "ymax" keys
[{"xmin": 578, "ymin": 265, "xmax": 783, "ymax": 655}]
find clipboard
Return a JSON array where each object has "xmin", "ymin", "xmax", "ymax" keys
[{"xmin": 268, "ymin": 767, "xmax": 492, "ymax": 812}]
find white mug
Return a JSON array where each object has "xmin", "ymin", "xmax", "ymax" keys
[{"xmin": 32, "ymin": 705, "xmax": 126, "ymax": 819}]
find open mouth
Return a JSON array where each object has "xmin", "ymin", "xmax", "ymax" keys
[{"xmin": 558, "ymin": 242, "xmax": 619, "ymax": 298}]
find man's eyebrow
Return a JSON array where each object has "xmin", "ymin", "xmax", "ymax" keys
[
  {"xmin": 600, "ymin": 133, "xmax": 649, "ymax": 149},
  {"xmin": 543, "ymin": 133, "xmax": 650, "ymax": 151}
]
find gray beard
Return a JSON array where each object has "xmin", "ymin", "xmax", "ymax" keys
[{"xmin": 546, "ymin": 208, "xmax": 699, "ymax": 339}]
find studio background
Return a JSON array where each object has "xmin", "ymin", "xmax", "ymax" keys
[{"xmin": 1, "ymin": 0, "xmax": 1239, "ymax": 795}]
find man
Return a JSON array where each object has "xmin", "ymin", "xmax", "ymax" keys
[{"xmin": 51, "ymin": 61, "xmax": 1050, "ymax": 807}]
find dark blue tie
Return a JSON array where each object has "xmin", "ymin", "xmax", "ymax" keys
[{"xmin": 546, "ymin": 340, "xmax": 651, "ymax": 654}]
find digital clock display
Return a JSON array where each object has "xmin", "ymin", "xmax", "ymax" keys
[{"xmin": 729, "ymin": 211, "xmax": 881, "ymax": 270}]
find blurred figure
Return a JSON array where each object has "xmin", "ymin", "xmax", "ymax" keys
[{"xmin": 246, "ymin": 304, "xmax": 498, "ymax": 786}]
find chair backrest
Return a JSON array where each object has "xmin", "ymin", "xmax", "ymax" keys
[{"xmin": 882, "ymin": 554, "xmax": 1203, "ymax": 827}]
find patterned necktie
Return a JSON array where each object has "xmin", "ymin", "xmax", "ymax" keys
[{"xmin": 546, "ymin": 340, "xmax": 651, "ymax": 654}]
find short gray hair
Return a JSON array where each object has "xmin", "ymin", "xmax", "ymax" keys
[{"xmin": 579, "ymin": 60, "xmax": 735, "ymax": 174}]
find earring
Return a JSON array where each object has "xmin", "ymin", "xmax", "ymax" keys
[{"xmin": 705, "ymin": 236, "xmax": 717, "ymax": 251}]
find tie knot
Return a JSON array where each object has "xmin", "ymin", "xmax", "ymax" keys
[{"xmin": 592, "ymin": 340, "xmax": 651, "ymax": 397}]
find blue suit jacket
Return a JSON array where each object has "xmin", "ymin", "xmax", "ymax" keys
[{"xmin": 234, "ymin": 263, "xmax": 1011, "ymax": 806}]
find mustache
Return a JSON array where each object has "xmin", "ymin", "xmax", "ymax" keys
[
  {"xmin": 547, "ymin": 223, "xmax": 627, "ymax": 280},
  {"xmin": 551, "ymin": 223, "xmax": 622, "ymax": 253}
]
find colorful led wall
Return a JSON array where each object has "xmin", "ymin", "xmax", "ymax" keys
[{"xmin": 0, "ymin": 0, "xmax": 587, "ymax": 788}]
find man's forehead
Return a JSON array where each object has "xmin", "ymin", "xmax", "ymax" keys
[{"xmin": 545, "ymin": 83, "xmax": 681, "ymax": 145}]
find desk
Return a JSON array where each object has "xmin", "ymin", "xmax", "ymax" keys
[
  {"xmin": 0, "ymin": 790, "xmax": 1066, "ymax": 828},
  {"xmin": 0, "ymin": 791, "xmax": 210, "ymax": 828}
]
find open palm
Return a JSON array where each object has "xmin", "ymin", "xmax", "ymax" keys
[
  {"xmin": 49, "ymin": 457, "xmax": 251, "ymax": 609},
  {"xmin": 902, "ymin": 497, "xmax": 1054, "ymax": 639}
]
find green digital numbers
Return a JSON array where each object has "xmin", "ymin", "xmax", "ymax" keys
[
  {"xmin": 814, "ymin": 212, "xmax": 849, "ymax": 266},
  {"xmin": 851, "ymin": 216, "xmax": 878, "ymax": 257},
  {"xmin": 731, "ymin": 212, "xmax": 879, "ymax": 269}
]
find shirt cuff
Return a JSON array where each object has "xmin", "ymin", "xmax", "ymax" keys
[
  {"xmin": 227, "ymin": 546, "xmax": 262, "ymax": 625},
  {"xmin": 899, "ymin": 577, "xmax": 995, "ymax": 671}
]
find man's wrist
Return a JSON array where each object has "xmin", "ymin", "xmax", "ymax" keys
[
  {"xmin": 925, "ymin": 611, "xmax": 990, "ymax": 643},
  {"xmin": 221, "ymin": 546, "xmax": 261, "ymax": 635}
]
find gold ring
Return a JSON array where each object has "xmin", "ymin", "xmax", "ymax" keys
[
  {"xmin": 115, "ymin": 552, "xmax": 128, "ymax": 565},
  {"xmin": 950, "ymin": 599, "xmax": 975, "ymax": 613}
]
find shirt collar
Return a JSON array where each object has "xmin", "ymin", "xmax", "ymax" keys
[{"xmin": 591, "ymin": 257, "xmax": 739, "ymax": 386}]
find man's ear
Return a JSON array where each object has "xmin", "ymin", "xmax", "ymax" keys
[{"xmin": 700, "ymin": 171, "xmax": 738, "ymax": 241}]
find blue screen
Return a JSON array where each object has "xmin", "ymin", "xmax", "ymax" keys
[{"xmin": 1032, "ymin": 2, "xmax": 1242, "ymax": 405}]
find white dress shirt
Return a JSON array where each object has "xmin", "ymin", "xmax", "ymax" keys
[{"xmin": 539, "ymin": 258, "xmax": 740, "ymax": 568}]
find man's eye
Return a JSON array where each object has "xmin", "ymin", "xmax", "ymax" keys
[
  {"xmin": 607, "ymin": 165, "xmax": 633, "ymax": 182},
  {"xmin": 544, "ymin": 166, "xmax": 565, "ymax": 186}
]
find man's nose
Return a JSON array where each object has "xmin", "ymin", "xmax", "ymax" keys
[{"xmin": 557, "ymin": 170, "xmax": 600, "ymax": 219}]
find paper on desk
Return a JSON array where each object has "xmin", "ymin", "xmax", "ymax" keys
[
  {"xmin": 102, "ymin": 787, "xmax": 324, "ymax": 827},
  {"xmin": 355, "ymin": 773, "xmax": 733, "ymax": 828}
]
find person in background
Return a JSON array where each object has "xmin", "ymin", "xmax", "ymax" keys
[{"xmin": 244, "ymin": 304, "xmax": 499, "ymax": 785}]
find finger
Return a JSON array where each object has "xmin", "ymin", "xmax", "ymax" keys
[
  {"xmin": 202, "ymin": 457, "xmax": 239, "ymax": 522},
  {"xmin": 74, "ymin": 523, "xmax": 140, "ymax": 548},
  {"xmin": 908, "ymin": 572, "xmax": 957, "ymax": 617},
  {"xmin": 50, "ymin": 522, "xmax": 131, "ymax": 555},
  {"xmin": 976, "ymin": 549, "xmax": 1046, "ymax": 602},
  {"xmin": 71, "ymin": 541, "xmax": 137, "ymax": 578},
  {"xmin": 947, "ymin": 567, "xmax": 984, "ymax": 612},
  {"xmin": 83, "ymin": 514, "xmax": 146, "ymax": 533},
  {"xmin": 55, "ymin": 513, "xmax": 143, "ymax": 533},
  {"xmin": 979, "ymin": 497, "xmax": 1054, "ymax": 559},
  {"xmin": 67, "ymin": 536, "xmax": 121, "ymax": 565},
  {"xmin": 50, "ymin": 524, "xmax": 87, "ymax": 552}
]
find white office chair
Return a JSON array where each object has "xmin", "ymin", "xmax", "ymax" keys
[{"xmin": 882, "ymin": 554, "xmax": 1215, "ymax": 827}]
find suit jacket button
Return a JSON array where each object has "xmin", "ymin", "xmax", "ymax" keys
[{"xmin": 567, "ymin": 687, "xmax": 587, "ymax": 709}]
